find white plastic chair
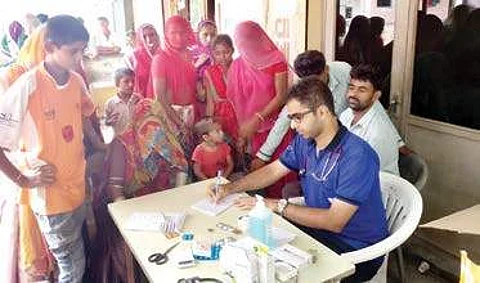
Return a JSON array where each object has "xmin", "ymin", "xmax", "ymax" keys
[
  {"xmin": 340, "ymin": 172, "xmax": 423, "ymax": 282},
  {"xmin": 288, "ymin": 172, "xmax": 423, "ymax": 282}
]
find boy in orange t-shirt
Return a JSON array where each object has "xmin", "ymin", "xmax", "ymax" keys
[
  {"xmin": 0, "ymin": 15, "xmax": 92, "ymax": 283},
  {"xmin": 192, "ymin": 118, "xmax": 234, "ymax": 180}
]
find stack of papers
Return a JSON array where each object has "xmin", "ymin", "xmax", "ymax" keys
[
  {"xmin": 191, "ymin": 194, "xmax": 239, "ymax": 216},
  {"xmin": 124, "ymin": 212, "xmax": 186, "ymax": 233}
]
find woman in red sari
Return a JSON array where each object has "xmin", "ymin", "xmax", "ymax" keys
[
  {"xmin": 204, "ymin": 34, "xmax": 238, "ymax": 141},
  {"xmin": 227, "ymin": 21, "xmax": 293, "ymax": 198},
  {"xmin": 132, "ymin": 24, "xmax": 160, "ymax": 98},
  {"xmin": 150, "ymin": 16, "xmax": 197, "ymax": 154}
]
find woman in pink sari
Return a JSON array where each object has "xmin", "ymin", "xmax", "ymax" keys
[
  {"xmin": 150, "ymin": 16, "xmax": 197, "ymax": 154},
  {"xmin": 227, "ymin": 21, "xmax": 288, "ymax": 152},
  {"xmin": 227, "ymin": 21, "xmax": 293, "ymax": 198},
  {"xmin": 132, "ymin": 24, "xmax": 160, "ymax": 98}
]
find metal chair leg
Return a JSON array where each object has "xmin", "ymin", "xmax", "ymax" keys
[{"xmin": 396, "ymin": 246, "xmax": 406, "ymax": 283}]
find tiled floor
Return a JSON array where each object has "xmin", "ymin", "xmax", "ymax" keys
[{"xmin": 387, "ymin": 252, "xmax": 455, "ymax": 283}]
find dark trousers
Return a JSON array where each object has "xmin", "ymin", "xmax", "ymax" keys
[{"xmin": 296, "ymin": 224, "xmax": 384, "ymax": 282}]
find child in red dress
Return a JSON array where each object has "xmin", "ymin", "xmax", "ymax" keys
[{"xmin": 192, "ymin": 118, "xmax": 234, "ymax": 180}]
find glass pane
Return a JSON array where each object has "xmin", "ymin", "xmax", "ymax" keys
[
  {"xmin": 337, "ymin": 0, "xmax": 396, "ymax": 109},
  {"xmin": 410, "ymin": 2, "xmax": 480, "ymax": 130}
]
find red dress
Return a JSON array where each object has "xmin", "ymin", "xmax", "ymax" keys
[
  {"xmin": 192, "ymin": 142, "xmax": 231, "ymax": 178},
  {"xmin": 205, "ymin": 64, "xmax": 238, "ymax": 140}
]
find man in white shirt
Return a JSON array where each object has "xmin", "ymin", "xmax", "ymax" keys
[
  {"xmin": 339, "ymin": 64, "xmax": 403, "ymax": 175},
  {"xmin": 252, "ymin": 50, "xmax": 351, "ymax": 168},
  {"xmin": 90, "ymin": 17, "xmax": 121, "ymax": 57}
]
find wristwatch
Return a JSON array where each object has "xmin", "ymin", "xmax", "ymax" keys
[{"xmin": 277, "ymin": 199, "xmax": 289, "ymax": 217}]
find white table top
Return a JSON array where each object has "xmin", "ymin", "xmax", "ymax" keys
[{"xmin": 108, "ymin": 179, "xmax": 355, "ymax": 283}]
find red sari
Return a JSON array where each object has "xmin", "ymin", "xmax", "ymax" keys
[
  {"xmin": 133, "ymin": 24, "xmax": 160, "ymax": 98},
  {"xmin": 205, "ymin": 64, "xmax": 238, "ymax": 140}
]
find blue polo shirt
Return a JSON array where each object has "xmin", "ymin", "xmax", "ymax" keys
[{"xmin": 280, "ymin": 125, "xmax": 388, "ymax": 249}]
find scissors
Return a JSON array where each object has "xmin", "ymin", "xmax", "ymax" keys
[{"xmin": 148, "ymin": 241, "xmax": 181, "ymax": 265}]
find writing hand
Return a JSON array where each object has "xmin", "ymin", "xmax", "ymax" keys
[{"xmin": 207, "ymin": 183, "xmax": 229, "ymax": 204}]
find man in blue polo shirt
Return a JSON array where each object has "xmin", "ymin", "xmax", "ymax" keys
[{"xmin": 210, "ymin": 76, "xmax": 388, "ymax": 282}]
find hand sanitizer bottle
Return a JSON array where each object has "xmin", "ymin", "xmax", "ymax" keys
[{"xmin": 248, "ymin": 195, "xmax": 272, "ymax": 245}]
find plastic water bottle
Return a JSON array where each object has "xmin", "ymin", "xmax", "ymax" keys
[{"xmin": 248, "ymin": 195, "xmax": 273, "ymax": 246}]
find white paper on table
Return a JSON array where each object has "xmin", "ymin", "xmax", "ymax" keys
[
  {"xmin": 124, "ymin": 212, "xmax": 186, "ymax": 232},
  {"xmin": 191, "ymin": 194, "xmax": 239, "ymax": 216}
]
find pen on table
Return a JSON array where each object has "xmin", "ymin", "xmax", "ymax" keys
[{"xmin": 213, "ymin": 170, "xmax": 222, "ymax": 205}]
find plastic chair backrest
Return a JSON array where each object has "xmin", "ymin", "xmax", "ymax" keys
[
  {"xmin": 398, "ymin": 152, "xmax": 429, "ymax": 191},
  {"xmin": 381, "ymin": 172, "xmax": 422, "ymax": 233},
  {"xmin": 341, "ymin": 172, "xmax": 423, "ymax": 264}
]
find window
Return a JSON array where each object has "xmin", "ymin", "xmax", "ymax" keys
[{"xmin": 410, "ymin": 3, "xmax": 480, "ymax": 130}]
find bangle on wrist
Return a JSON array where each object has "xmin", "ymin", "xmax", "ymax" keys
[{"xmin": 255, "ymin": 112, "xmax": 265, "ymax": 122}]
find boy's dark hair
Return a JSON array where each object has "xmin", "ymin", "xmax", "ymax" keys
[
  {"xmin": 293, "ymin": 50, "xmax": 326, "ymax": 78},
  {"xmin": 212, "ymin": 34, "xmax": 234, "ymax": 51},
  {"xmin": 287, "ymin": 76, "xmax": 335, "ymax": 114},
  {"xmin": 114, "ymin": 67, "xmax": 134, "ymax": 86},
  {"xmin": 45, "ymin": 15, "xmax": 89, "ymax": 47},
  {"xmin": 350, "ymin": 64, "xmax": 382, "ymax": 91}
]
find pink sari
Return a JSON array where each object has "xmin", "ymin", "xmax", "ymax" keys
[
  {"xmin": 227, "ymin": 21, "xmax": 295, "ymax": 198},
  {"xmin": 227, "ymin": 21, "xmax": 287, "ymax": 153},
  {"xmin": 133, "ymin": 24, "xmax": 160, "ymax": 98}
]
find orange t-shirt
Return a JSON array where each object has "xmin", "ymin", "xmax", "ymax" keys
[{"xmin": 0, "ymin": 62, "xmax": 94, "ymax": 215}]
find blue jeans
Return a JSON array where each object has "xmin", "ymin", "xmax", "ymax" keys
[{"xmin": 35, "ymin": 203, "xmax": 86, "ymax": 283}]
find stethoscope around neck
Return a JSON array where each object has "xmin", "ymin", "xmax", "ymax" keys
[{"xmin": 301, "ymin": 144, "xmax": 343, "ymax": 182}]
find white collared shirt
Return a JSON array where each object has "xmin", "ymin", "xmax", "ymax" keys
[
  {"xmin": 104, "ymin": 94, "xmax": 130, "ymax": 136},
  {"xmin": 339, "ymin": 100, "xmax": 402, "ymax": 175},
  {"xmin": 255, "ymin": 62, "xmax": 351, "ymax": 162}
]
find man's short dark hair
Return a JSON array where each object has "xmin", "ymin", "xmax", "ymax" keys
[
  {"xmin": 293, "ymin": 50, "xmax": 326, "ymax": 78},
  {"xmin": 45, "ymin": 15, "xmax": 89, "ymax": 47},
  {"xmin": 114, "ymin": 67, "xmax": 134, "ymax": 86},
  {"xmin": 287, "ymin": 76, "xmax": 335, "ymax": 114},
  {"xmin": 350, "ymin": 64, "xmax": 382, "ymax": 91}
]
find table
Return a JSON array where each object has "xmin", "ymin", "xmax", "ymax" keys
[{"xmin": 108, "ymin": 179, "xmax": 355, "ymax": 282}]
